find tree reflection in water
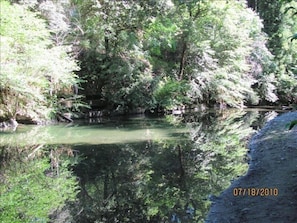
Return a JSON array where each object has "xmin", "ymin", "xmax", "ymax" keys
[
  {"xmin": 0, "ymin": 110, "xmax": 280, "ymax": 222},
  {"xmin": 71, "ymin": 110, "xmax": 272, "ymax": 223},
  {"xmin": 0, "ymin": 145, "xmax": 79, "ymax": 223}
]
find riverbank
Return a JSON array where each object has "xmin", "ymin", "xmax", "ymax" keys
[{"xmin": 206, "ymin": 111, "xmax": 297, "ymax": 223}]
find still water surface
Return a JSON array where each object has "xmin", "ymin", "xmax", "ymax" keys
[
  {"xmin": 0, "ymin": 116, "xmax": 187, "ymax": 145},
  {"xmin": 0, "ymin": 109, "xmax": 281, "ymax": 222}
]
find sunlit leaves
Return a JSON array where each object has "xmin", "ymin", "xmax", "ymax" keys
[
  {"xmin": 145, "ymin": 17, "xmax": 179, "ymax": 57},
  {"xmin": 0, "ymin": 1, "xmax": 79, "ymax": 122},
  {"xmin": 186, "ymin": 1, "xmax": 271, "ymax": 107},
  {"xmin": 145, "ymin": 0, "xmax": 279, "ymax": 109}
]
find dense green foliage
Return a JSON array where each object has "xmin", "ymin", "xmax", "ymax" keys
[
  {"xmin": 1, "ymin": 0, "xmax": 296, "ymax": 120},
  {"xmin": 71, "ymin": 0, "xmax": 296, "ymax": 112},
  {"xmin": 0, "ymin": 0, "xmax": 80, "ymax": 123},
  {"xmin": 71, "ymin": 0, "xmax": 160, "ymax": 112}
]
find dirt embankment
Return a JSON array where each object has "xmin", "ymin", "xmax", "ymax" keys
[{"xmin": 206, "ymin": 111, "xmax": 297, "ymax": 223}]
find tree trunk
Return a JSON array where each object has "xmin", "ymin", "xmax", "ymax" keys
[{"xmin": 178, "ymin": 40, "xmax": 187, "ymax": 80}]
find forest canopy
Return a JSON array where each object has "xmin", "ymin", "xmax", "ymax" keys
[{"xmin": 0, "ymin": 0, "xmax": 296, "ymax": 122}]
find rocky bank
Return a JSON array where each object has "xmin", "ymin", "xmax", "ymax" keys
[{"xmin": 206, "ymin": 111, "xmax": 297, "ymax": 223}]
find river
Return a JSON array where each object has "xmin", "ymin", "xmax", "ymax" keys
[{"xmin": 0, "ymin": 109, "xmax": 283, "ymax": 222}]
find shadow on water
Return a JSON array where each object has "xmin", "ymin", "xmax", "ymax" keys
[{"xmin": 0, "ymin": 109, "xmax": 284, "ymax": 222}]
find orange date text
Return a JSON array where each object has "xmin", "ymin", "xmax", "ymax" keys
[{"xmin": 233, "ymin": 187, "xmax": 278, "ymax": 196}]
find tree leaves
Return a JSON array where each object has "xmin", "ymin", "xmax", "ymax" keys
[{"xmin": 0, "ymin": 1, "xmax": 80, "ymax": 122}]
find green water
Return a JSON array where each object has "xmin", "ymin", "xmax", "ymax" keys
[
  {"xmin": 0, "ymin": 116, "xmax": 188, "ymax": 146},
  {"xmin": 0, "ymin": 110, "xmax": 281, "ymax": 222}
]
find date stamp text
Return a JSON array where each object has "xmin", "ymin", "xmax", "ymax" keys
[{"xmin": 233, "ymin": 187, "xmax": 278, "ymax": 196}]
